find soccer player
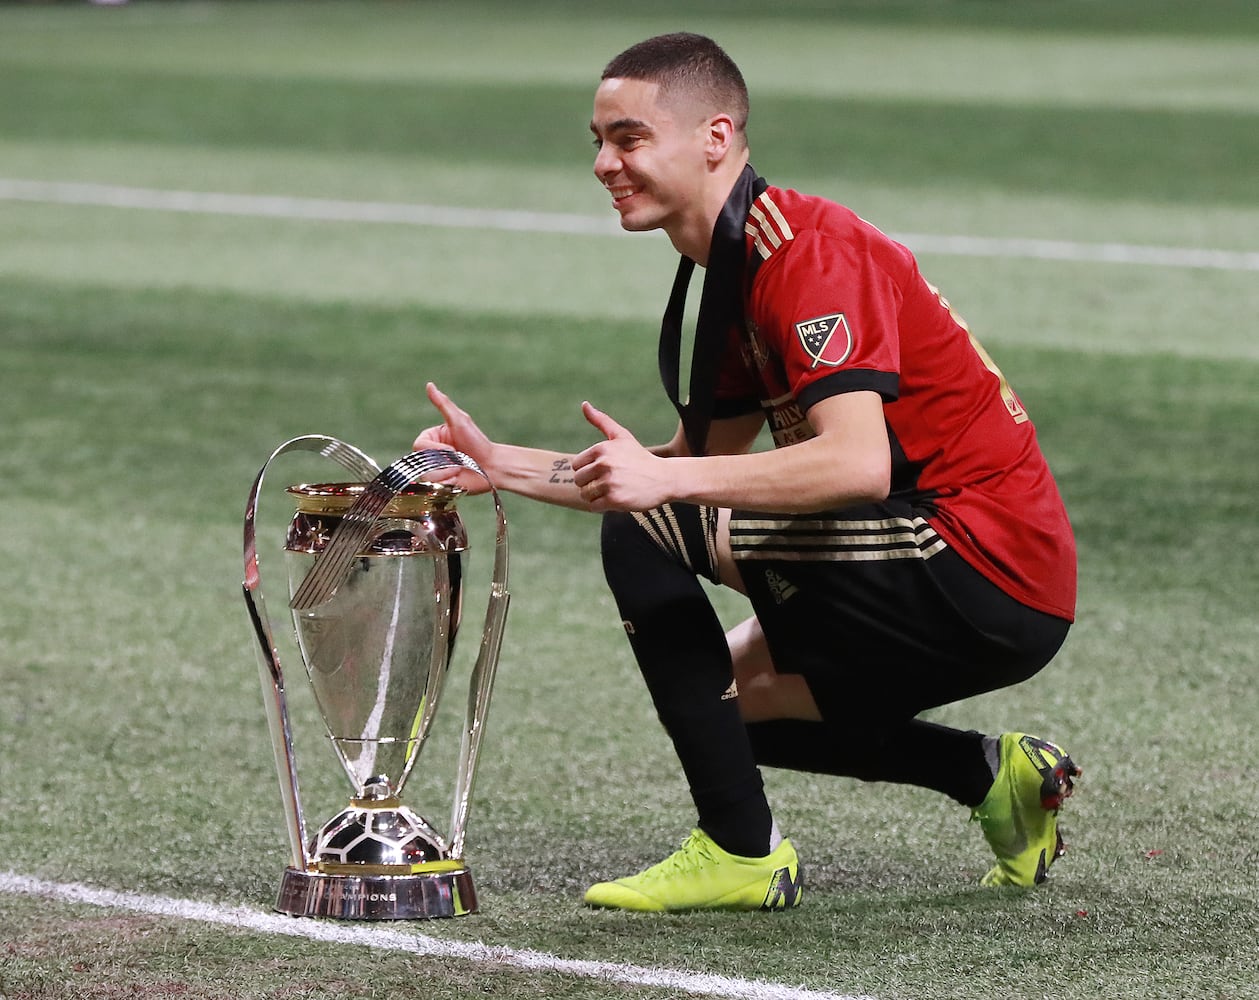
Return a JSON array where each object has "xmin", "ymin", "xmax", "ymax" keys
[{"xmin": 413, "ymin": 32, "xmax": 1080, "ymax": 911}]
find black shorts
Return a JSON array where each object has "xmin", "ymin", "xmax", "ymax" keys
[{"xmin": 729, "ymin": 500, "xmax": 1070, "ymax": 723}]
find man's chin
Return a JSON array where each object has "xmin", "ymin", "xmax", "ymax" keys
[{"xmin": 616, "ymin": 213, "xmax": 659, "ymax": 234}]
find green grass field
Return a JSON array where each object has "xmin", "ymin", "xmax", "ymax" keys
[{"xmin": 2, "ymin": 2, "xmax": 1257, "ymax": 998}]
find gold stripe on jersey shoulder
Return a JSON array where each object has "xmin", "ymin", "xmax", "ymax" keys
[
  {"xmin": 759, "ymin": 193, "xmax": 794, "ymax": 241},
  {"xmin": 745, "ymin": 191, "xmax": 794, "ymax": 261},
  {"xmin": 744, "ymin": 217, "xmax": 774, "ymax": 260}
]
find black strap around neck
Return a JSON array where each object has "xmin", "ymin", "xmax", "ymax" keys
[{"xmin": 658, "ymin": 164, "xmax": 767, "ymax": 457}]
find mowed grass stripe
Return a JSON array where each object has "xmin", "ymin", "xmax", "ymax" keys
[
  {"xmin": 8, "ymin": 18, "xmax": 1259, "ymax": 114},
  {"xmin": 4, "ymin": 0, "xmax": 1259, "ymax": 37},
  {"xmin": 4, "ymin": 275, "xmax": 1258, "ymax": 531},
  {"xmin": 2, "ymin": 66, "xmax": 1258, "ymax": 205}
]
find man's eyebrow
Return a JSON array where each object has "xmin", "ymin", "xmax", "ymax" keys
[{"xmin": 589, "ymin": 117, "xmax": 652, "ymax": 135}]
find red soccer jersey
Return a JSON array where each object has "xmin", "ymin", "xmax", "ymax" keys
[{"xmin": 719, "ymin": 185, "xmax": 1076, "ymax": 621}]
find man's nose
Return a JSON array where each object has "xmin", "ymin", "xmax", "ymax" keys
[{"xmin": 593, "ymin": 143, "xmax": 619, "ymax": 181}]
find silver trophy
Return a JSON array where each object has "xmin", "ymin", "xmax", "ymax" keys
[{"xmin": 242, "ymin": 436, "xmax": 509, "ymax": 919}]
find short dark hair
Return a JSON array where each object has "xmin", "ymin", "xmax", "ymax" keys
[{"xmin": 602, "ymin": 32, "xmax": 749, "ymax": 136}]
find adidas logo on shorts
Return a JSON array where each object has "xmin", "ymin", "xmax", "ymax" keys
[{"xmin": 764, "ymin": 569, "xmax": 799, "ymax": 604}]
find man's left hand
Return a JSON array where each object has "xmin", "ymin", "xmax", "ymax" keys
[{"xmin": 573, "ymin": 402, "xmax": 673, "ymax": 512}]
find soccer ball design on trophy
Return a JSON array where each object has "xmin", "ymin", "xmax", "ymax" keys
[
  {"xmin": 311, "ymin": 793, "xmax": 444, "ymax": 868},
  {"xmin": 243, "ymin": 437, "xmax": 509, "ymax": 920}
]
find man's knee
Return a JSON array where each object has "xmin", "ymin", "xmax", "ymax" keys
[
  {"xmin": 599, "ymin": 509, "xmax": 641, "ymax": 560},
  {"xmin": 600, "ymin": 504, "xmax": 721, "ymax": 585}
]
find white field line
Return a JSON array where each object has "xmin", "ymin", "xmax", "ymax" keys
[
  {"xmin": 0, "ymin": 871, "xmax": 874, "ymax": 1000},
  {"xmin": 0, "ymin": 178, "xmax": 621, "ymax": 236},
  {"xmin": 3, "ymin": 178, "xmax": 1258, "ymax": 273}
]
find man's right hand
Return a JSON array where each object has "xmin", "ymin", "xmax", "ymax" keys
[{"xmin": 412, "ymin": 382, "xmax": 496, "ymax": 494}]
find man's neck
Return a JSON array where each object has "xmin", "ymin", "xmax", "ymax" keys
[{"xmin": 669, "ymin": 152, "xmax": 751, "ymax": 266}]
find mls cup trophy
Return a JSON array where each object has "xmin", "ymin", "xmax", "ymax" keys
[{"xmin": 242, "ymin": 436, "xmax": 509, "ymax": 919}]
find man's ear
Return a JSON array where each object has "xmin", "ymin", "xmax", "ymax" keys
[{"xmin": 704, "ymin": 114, "xmax": 737, "ymax": 163}]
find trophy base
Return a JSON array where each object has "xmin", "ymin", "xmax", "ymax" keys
[{"xmin": 276, "ymin": 865, "xmax": 478, "ymax": 920}]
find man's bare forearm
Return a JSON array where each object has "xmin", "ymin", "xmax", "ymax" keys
[{"xmin": 484, "ymin": 443, "xmax": 593, "ymax": 510}]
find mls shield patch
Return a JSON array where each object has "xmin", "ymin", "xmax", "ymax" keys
[{"xmin": 795, "ymin": 313, "xmax": 853, "ymax": 369}]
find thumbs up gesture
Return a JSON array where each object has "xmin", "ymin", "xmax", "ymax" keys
[{"xmin": 572, "ymin": 402, "xmax": 672, "ymax": 512}]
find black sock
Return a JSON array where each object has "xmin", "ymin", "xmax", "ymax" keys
[
  {"xmin": 746, "ymin": 717, "xmax": 993, "ymax": 808},
  {"xmin": 601, "ymin": 510, "xmax": 773, "ymax": 857}
]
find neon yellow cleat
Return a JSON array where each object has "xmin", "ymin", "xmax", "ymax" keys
[
  {"xmin": 583, "ymin": 829, "xmax": 802, "ymax": 912},
  {"xmin": 974, "ymin": 732, "xmax": 1081, "ymax": 887}
]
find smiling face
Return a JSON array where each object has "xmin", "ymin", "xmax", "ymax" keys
[{"xmin": 590, "ymin": 76, "xmax": 740, "ymax": 263}]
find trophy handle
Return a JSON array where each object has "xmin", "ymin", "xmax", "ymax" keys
[
  {"xmin": 285, "ymin": 448, "xmax": 510, "ymax": 862},
  {"xmin": 449, "ymin": 474, "xmax": 510, "ymax": 859},
  {"xmin": 450, "ymin": 518, "xmax": 508, "ymax": 851},
  {"xmin": 243, "ymin": 435, "xmax": 381, "ymax": 871}
]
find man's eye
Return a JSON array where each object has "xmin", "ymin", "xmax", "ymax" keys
[{"xmin": 591, "ymin": 134, "xmax": 643, "ymax": 152}]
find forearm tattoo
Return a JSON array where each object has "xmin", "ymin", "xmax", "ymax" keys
[{"xmin": 549, "ymin": 458, "xmax": 575, "ymax": 485}]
